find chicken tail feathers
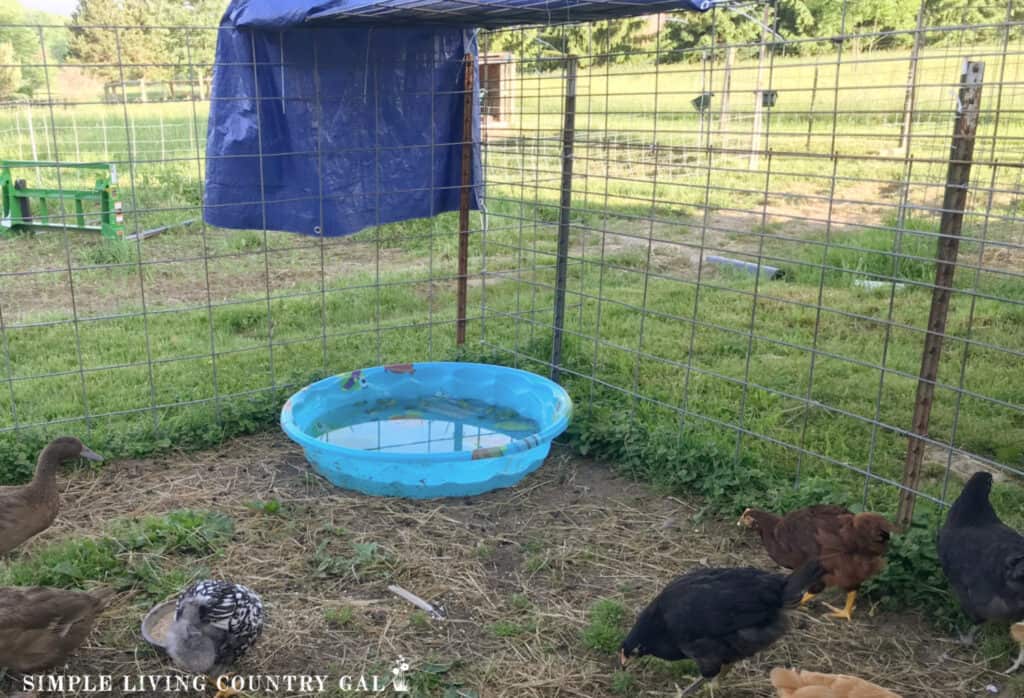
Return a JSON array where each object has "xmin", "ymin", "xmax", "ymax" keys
[{"xmin": 782, "ymin": 559, "xmax": 825, "ymax": 607}]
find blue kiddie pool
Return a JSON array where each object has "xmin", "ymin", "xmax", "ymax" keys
[{"xmin": 281, "ymin": 362, "xmax": 573, "ymax": 498}]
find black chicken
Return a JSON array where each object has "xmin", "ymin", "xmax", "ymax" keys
[
  {"xmin": 619, "ymin": 560, "xmax": 824, "ymax": 695},
  {"xmin": 938, "ymin": 471, "xmax": 1024, "ymax": 674}
]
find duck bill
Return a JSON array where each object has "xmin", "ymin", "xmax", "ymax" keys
[
  {"xmin": 80, "ymin": 446, "xmax": 104, "ymax": 462},
  {"xmin": 619, "ymin": 649, "xmax": 629, "ymax": 668}
]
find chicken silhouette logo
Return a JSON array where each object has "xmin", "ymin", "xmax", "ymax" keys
[{"xmin": 390, "ymin": 656, "xmax": 410, "ymax": 693}]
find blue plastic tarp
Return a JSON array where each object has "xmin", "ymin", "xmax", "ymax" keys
[
  {"xmin": 229, "ymin": 1, "xmax": 720, "ymax": 28},
  {"xmin": 205, "ymin": 0, "xmax": 713, "ymax": 237}
]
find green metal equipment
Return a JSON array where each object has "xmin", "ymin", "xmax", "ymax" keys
[{"xmin": 0, "ymin": 160, "xmax": 126, "ymax": 240}]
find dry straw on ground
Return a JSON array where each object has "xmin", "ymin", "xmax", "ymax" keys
[{"xmin": 2, "ymin": 433, "xmax": 1015, "ymax": 697}]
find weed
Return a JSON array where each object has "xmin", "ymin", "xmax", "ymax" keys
[
  {"xmin": 83, "ymin": 239, "xmax": 138, "ymax": 267},
  {"xmin": 324, "ymin": 606, "xmax": 356, "ymax": 628},
  {"xmin": 247, "ymin": 499, "xmax": 283, "ymax": 515},
  {"xmin": 409, "ymin": 610, "xmax": 432, "ymax": 630},
  {"xmin": 489, "ymin": 619, "xmax": 536, "ymax": 637},
  {"xmin": 111, "ymin": 509, "xmax": 234, "ymax": 555},
  {"xmin": 610, "ymin": 671, "xmax": 636, "ymax": 696},
  {"xmin": 311, "ymin": 539, "xmax": 389, "ymax": 580},
  {"xmin": 0, "ymin": 537, "xmax": 121, "ymax": 588},
  {"xmin": 862, "ymin": 513, "xmax": 962, "ymax": 632},
  {"xmin": 509, "ymin": 593, "xmax": 532, "ymax": 611},
  {"xmin": 582, "ymin": 599, "xmax": 629, "ymax": 654}
]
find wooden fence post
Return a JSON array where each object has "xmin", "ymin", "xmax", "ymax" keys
[{"xmin": 896, "ymin": 60, "xmax": 985, "ymax": 530}]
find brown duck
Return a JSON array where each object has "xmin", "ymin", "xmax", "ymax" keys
[
  {"xmin": 0, "ymin": 586, "xmax": 116, "ymax": 671},
  {"xmin": 0, "ymin": 437, "xmax": 102, "ymax": 555}
]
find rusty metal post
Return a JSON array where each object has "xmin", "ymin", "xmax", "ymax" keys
[
  {"xmin": 550, "ymin": 56, "xmax": 578, "ymax": 383},
  {"xmin": 456, "ymin": 53, "xmax": 474, "ymax": 346},
  {"xmin": 896, "ymin": 60, "xmax": 985, "ymax": 529}
]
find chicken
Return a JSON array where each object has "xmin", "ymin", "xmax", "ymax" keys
[
  {"xmin": 938, "ymin": 471, "xmax": 1024, "ymax": 674},
  {"xmin": 739, "ymin": 506, "xmax": 895, "ymax": 621},
  {"xmin": 770, "ymin": 667, "xmax": 901, "ymax": 697},
  {"xmin": 619, "ymin": 561, "xmax": 824, "ymax": 696},
  {"xmin": 165, "ymin": 580, "xmax": 264, "ymax": 698}
]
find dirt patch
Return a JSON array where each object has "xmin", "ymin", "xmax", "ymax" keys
[{"xmin": 2, "ymin": 433, "xmax": 1013, "ymax": 697}]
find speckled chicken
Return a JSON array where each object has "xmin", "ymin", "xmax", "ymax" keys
[
  {"xmin": 0, "ymin": 437, "xmax": 102, "ymax": 555},
  {"xmin": 0, "ymin": 586, "xmax": 115, "ymax": 671},
  {"xmin": 620, "ymin": 561, "xmax": 824, "ymax": 696},
  {"xmin": 938, "ymin": 472, "xmax": 1024, "ymax": 674},
  {"xmin": 770, "ymin": 667, "xmax": 902, "ymax": 697},
  {"xmin": 165, "ymin": 580, "xmax": 264, "ymax": 698}
]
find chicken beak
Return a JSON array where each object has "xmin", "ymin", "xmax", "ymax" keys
[{"xmin": 619, "ymin": 649, "xmax": 629, "ymax": 668}]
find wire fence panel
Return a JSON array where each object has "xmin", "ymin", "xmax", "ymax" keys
[{"xmin": 0, "ymin": 2, "xmax": 1021, "ymax": 519}]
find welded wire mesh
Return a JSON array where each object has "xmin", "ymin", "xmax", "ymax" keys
[{"xmin": 0, "ymin": 1, "xmax": 1021, "ymax": 518}]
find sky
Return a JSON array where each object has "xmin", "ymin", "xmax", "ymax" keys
[{"xmin": 23, "ymin": 0, "xmax": 77, "ymax": 16}]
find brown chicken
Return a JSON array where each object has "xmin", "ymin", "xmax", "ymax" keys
[
  {"xmin": 739, "ymin": 505, "xmax": 895, "ymax": 621},
  {"xmin": 770, "ymin": 667, "xmax": 902, "ymax": 697}
]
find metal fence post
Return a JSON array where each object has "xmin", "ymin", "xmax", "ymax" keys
[
  {"xmin": 550, "ymin": 56, "xmax": 577, "ymax": 383},
  {"xmin": 899, "ymin": 1, "xmax": 926, "ymax": 152},
  {"xmin": 456, "ymin": 53, "xmax": 474, "ymax": 346},
  {"xmin": 896, "ymin": 60, "xmax": 985, "ymax": 529}
]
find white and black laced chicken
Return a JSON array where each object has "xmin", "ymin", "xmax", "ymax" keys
[{"xmin": 165, "ymin": 580, "xmax": 264, "ymax": 698}]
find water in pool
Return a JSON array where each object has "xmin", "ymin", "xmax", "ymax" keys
[{"xmin": 310, "ymin": 395, "xmax": 539, "ymax": 455}]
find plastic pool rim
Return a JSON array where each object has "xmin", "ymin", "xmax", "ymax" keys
[{"xmin": 280, "ymin": 361, "xmax": 573, "ymax": 497}]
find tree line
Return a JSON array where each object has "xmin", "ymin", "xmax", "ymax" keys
[
  {"xmin": 2, "ymin": 0, "xmax": 1022, "ymax": 99},
  {"xmin": 487, "ymin": 1, "xmax": 1024, "ymax": 67}
]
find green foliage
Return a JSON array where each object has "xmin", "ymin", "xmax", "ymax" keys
[
  {"xmin": 324, "ymin": 605, "xmax": 356, "ymax": 628},
  {"xmin": 69, "ymin": 0, "xmax": 225, "ymax": 84},
  {"xmin": 0, "ymin": 0, "xmax": 51, "ymax": 95},
  {"xmin": 247, "ymin": 499, "xmax": 283, "ymax": 515},
  {"xmin": 84, "ymin": 239, "xmax": 138, "ymax": 267},
  {"xmin": 567, "ymin": 403, "xmax": 769, "ymax": 513},
  {"xmin": 610, "ymin": 671, "xmax": 636, "ymax": 696},
  {"xmin": 0, "ymin": 510, "xmax": 226, "ymax": 599},
  {"xmin": 489, "ymin": 619, "xmax": 536, "ymax": 637},
  {"xmin": 0, "ymin": 42, "xmax": 23, "ymax": 99},
  {"xmin": 483, "ymin": 17, "xmax": 649, "ymax": 71},
  {"xmin": 581, "ymin": 598, "xmax": 629, "ymax": 654},
  {"xmin": 0, "ymin": 537, "xmax": 121, "ymax": 588},
  {"xmin": 311, "ymin": 534, "xmax": 390, "ymax": 580},
  {"xmin": 110, "ymin": 509, "xmax": 234, "ymax": 555},
  {"xmin": 862, "ymin": 513, "xmax": 963, "ymax": 632}
]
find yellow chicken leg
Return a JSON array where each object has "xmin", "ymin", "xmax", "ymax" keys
[
  {"xmin": 799, "ymin": 591, "xmax": 817, "ymax": 606},
  {"xmin": 824, "ymin": 590, "xmax": 857, "ymax": 621}
]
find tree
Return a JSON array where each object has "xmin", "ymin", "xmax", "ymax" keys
[
  {"xmin": 0, "ymin": 1, "xmax": 46, "ymax": 95},
  {"xmin": 0, "ymin": 42, "xmax": 23, "ymax": 98},
  {"xmin": 69, "ymin": 0, "xmax": 225, "ymax": 90},
  {"xmin": 484, "ymin": 17, "xmax": 648, "ymax": 71}
]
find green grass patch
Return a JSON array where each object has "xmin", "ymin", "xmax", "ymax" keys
[{"xmin": 582, "ymin": 598, "xmax": 630, "ymax": 654}]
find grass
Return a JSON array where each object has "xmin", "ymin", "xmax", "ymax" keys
[
  {"xmin": 582, "ymin": 599, "xmax": 630, "ymax": 654},
  {"xmin": 0, "ymin": 508, "xmax": 229, "ymax": 602}
]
